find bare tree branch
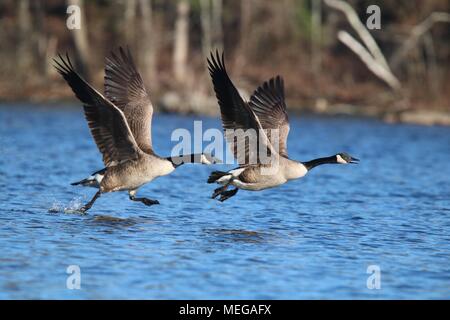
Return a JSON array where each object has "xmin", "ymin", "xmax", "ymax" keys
[
  {"xmin": 338, "ymin": 31, "xmax": 401, "ymax": 91},
  {"xmin": 324, "ymin": 0, "xmax": 391, "ymax": 72},
  {"xmin": 390, "ymin": 12, "xmax": 450, "ymax": 68}
]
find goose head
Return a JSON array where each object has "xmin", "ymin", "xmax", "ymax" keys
[{"xmin": 336, "ymin": 152, "xmax": 359, "ymax": 164}]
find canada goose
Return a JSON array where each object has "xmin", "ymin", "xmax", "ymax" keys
[
  {"xmin": 54, "ymin": 48, "xmax": 217, "ymax": 212},
  {"xmin": 206, "ymin": 51, "xmax": 359, "ymax": 202}
]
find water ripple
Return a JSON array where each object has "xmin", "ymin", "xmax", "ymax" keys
[{"xmin": 0, "ymin": 108, "xmax": 449, "ymax": 299}]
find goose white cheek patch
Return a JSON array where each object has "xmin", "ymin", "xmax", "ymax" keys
[
  {"xmin": 94, "ymin": 174, "xmax": 104, "ymax": 183},
  {"xmin": 336, "ymin": 154, "xmax": 347, "ymax": 164},
  {"xmin": 200, "ymin": 154, "xmax": 211, "ymax": 165}
]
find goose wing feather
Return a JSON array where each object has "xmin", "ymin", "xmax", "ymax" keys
[
  {"xmin": 104, "ymin": 47, "xmax": 154, "ymax": 154},
  {"xmin": 54, "ymin": 53, "xmax": 142, "ymax": 167},
  {"xmin": 207, "ymin": 51, "xmax": 275, "ymax": 165},
  {"xmin": 248, "ymin": 76, "xmax": 290, "ymax": 157}
]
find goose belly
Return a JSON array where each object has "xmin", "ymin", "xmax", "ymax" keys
[
  {"xmin": 231, "ymin": 175, "xmax": 287, "ymax": 191},
  {"xmin": 102, "ymin": 158, "xmax": 174, "ymax": 191},
  {"xmin": 126, "ymin": 174, "xmax": 157, "ymax": 190},
  {"xmin": 129, "ymin": 160, "xmax": 174, "ymax": 189},
  {"xmin": 104, "ymin": 173, "xmax": 155, "ymax": 192}
]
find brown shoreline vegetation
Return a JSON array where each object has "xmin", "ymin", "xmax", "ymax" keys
[{"xmin": 0, "ymin": 0, "xmax": 449, "ymax": 125}]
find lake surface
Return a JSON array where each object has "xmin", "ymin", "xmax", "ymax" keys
[{"xmin": 0, "ymin": 104, "xmax": 449, "ymax": 299}]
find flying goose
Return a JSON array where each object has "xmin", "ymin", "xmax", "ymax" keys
[
  {"xmin": 54, "ymin": 48, "xmax": 217, "ymax": 212},
  {"xmin": 206, "ymin": 51, "xmax": 359, "ymax": 202}
]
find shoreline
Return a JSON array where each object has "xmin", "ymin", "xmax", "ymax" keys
[{"xmin": 1, "ymin": 98, "xmax": 449, "ymax": 127}]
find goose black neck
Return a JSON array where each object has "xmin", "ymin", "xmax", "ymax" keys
[
  {"xmin": 302, "ymin": 155, "xmax": 337, "ymax": 170},
  {"xmin": 166, "ymin": 157, "xmax": 182, "ymax": 168},
  {"xmin": 166, "ymin": 153, "xmax": 203, "ymax": 168}
]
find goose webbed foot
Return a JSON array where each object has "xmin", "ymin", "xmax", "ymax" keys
[
  {"xmin": 212, "ymin": 185, "xmax": 228, "ymax": 199},
  {"xmin": 129, "ymin": 195, "xmax": 159, "ymax": 206},
  {"xmin": 79, "ymin": 190, "xmax": 101, "ymax": 213},
  {"xmin": 78, "ymin": 206, "xmax": 89, "ymax": 214},
  {"xmin": 140, "ymin": 198, "xmax": 160, "ymax": 206},
  {"xmin": 218, "ymin": 188, "xmax": 238, "ymax": 202},
  {"xmin": 129, "ymin": 190, "xmax": 159, "ymax": 207}
]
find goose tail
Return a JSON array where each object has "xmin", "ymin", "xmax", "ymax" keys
[
  {"xmin": 71, "ymin": 178, "xmax": 95, "ymax": 187},
  {"xmin": 71, "ymin": 179, "xmax": 85, "ymax": 186},
  {"xmin": 207, "ymin": 171, "xmax": 230, "ymax": 184},
  {"xmin": 71, "ymin": 168, "xmax": 105, "ymax": 188}
]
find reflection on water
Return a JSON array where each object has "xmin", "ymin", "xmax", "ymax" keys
[
  {"xmin": 204, "ymin": 228, "xmax": 269, "ymax": 243},
  {"xmin": 91, "ymin": 215, "xmax": 137, "ymax": 227},
  {"xmin": 0, "ymin": 104, "xmax": 449, "ymax": 299}
]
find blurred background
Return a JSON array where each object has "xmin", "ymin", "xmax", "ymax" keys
[{"xmin": 0, "ymin": 0, "xmax": 449, "ymax": 124}]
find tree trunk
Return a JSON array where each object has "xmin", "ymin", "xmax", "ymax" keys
[
  {"xmin": 17, "ymin": 0, "xmax": 32, "ymax": 80},
  {"xmin": 200, "ymin": 0, "xmax": 212, "ymax": 59},
  {"xmin": 139, "ymin": 0, "xmax": 156, "ymax": 88},
  {"xmin": 67, "ymin": 0, "xmax": 90, "ymax": 80},
  {"xmin": 35, "ymin": 0, "xmax": 52, "ymax": 78},
  {"xmin": 236, "ymin": 0, "xmax": 252, "ymax": 72},
  {"xmin": 173, "ymin": 0, "xmax": 190, "ymax": 84},
  {"xmin": 211, "ymin": 0, "xmax": 223, "ymax": 51},
  {"xmin": 311, "ymin": 0, "xmax": 322, "ymax": 81},
  {"xmin": 125, "ymin": 0, "xmax": 137, "ymax": 46}
]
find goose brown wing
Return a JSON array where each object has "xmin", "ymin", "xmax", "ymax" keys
[
  {"xmin": 207, "ymin": 51, "xmax": 275, "ymax": 165},
  {"xmin": 54, "ymin": 54, "xmax": 141, "ymax": 167},
  {"xmin": 104, "ymin": 47, "xmax": 154, "ymax": 154},
  {"xmin": 248, "ymin": 76, "xmax": 290, "ymax": 158}
]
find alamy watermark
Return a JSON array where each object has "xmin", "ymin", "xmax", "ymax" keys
[
  {"xmin": 366, "ymin": 5, "xmax": 381, "ymax": 30},
  {"xmin": 366, "ymin": 265, "xmax": 381, "ymax": 289},
  {"xmin": 66, "ymin": 5, "xmax": 81, "ymax": 30},
  {"xmin": 66, "ymin": 265, "xmax": 81, "ymax": 290},
  {"xmin": 170, "ymin": 121, "xmax": 281, "ymax": 175}
]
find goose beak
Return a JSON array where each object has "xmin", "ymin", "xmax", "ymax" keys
[
  {"xmin": 349, "ymin": 157, "xmax": 359, "ymax": 164},
  {"xmin": 203, "ymin": 154, "xmax": 223, "ymax": 164},
  {"xmin": 211, "ymin": 156, "xmax": 223, "ymax": 164}
]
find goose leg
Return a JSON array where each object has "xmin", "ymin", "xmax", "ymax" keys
[
  {"xmin": 212, "ymin": 185, "xmax": 229, "ymax": 199},
  {"xmin": 218, "ymin": 188, "xmax": 239, "ymax": 202},
  {"xmin": 129, "ymin": 190, "xmax": 160, "ymax": 206},
  {"xmin": 79, "ymin": 190, "xmax": 101, "ymax": 213}
]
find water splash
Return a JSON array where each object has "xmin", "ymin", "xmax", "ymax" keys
[{"xmin": 48, "ymin": 197, "xmax": 85, "ymax": 214}]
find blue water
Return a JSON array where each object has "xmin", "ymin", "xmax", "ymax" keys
[{"xmin": 0, "ymin": 104, "xmax": 449, "ymax": 299}]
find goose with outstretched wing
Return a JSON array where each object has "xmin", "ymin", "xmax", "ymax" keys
[
  {"xmin": 207, "ymin": 51, "xmax": 358, "ymax": 202},
  {"xmin": 54, "ymin": 47, "xmax": 217, "ymax": 212}
]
